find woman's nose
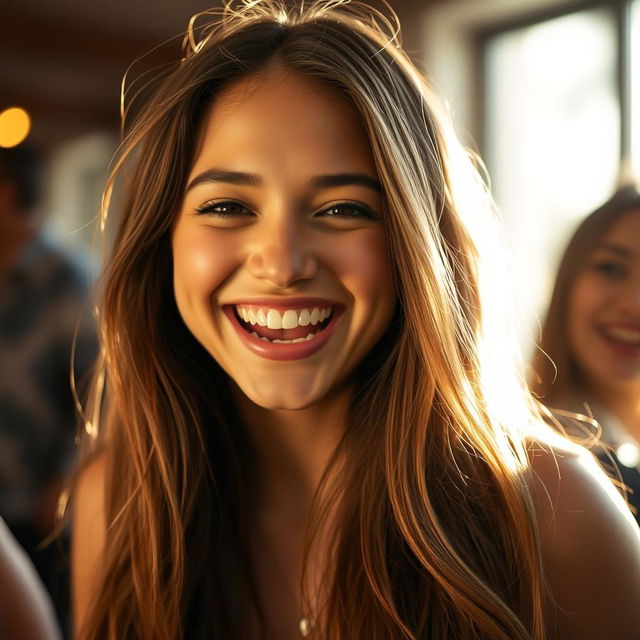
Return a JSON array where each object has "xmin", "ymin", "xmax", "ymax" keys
[{"xmin": 246, "ymin": 222, "xmax": 318, "ymax": 288}]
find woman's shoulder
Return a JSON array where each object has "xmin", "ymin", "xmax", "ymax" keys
[
  {"xmin": 0, "ymin": 517, "xmax": 61, "ymax": 640},
  {"xmin": 72, "ymin": 449, "xmax": 108, "ymax": 634},
  {"xmin": 73, "ymin": 449, "xmax": 107, "ymax": 536},
  {"xmin": 526, "ymin": 437, "xmax": 640, "ymax": 639}
]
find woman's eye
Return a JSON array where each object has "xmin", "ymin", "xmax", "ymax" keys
[
  {"xmin": 196, "ymin": 201, "xmax": 252, "ymax": 217},
  {"xmin": 593, "ymin": 261, "xmax": 626, "ymax": 279},
  {"xmin": 319, "ymin": 202, "xmax": 377, "ymax": 219}
]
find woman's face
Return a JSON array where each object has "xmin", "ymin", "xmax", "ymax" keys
[
  {"xmin": 172, "ymin": 70, "xmax": 396, "ymax": 410},
  {"xmin": 567, "ymin": 210, "xmax": 640, "ymax": 393}
]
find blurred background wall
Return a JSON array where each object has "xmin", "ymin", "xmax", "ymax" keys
[{"xmin": 1, "ymin": 0, "xmax": 639, "ymax": 355}]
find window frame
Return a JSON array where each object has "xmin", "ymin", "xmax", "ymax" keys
[{"xmin": 474, "ymin": 0, "xmax": 634, "ymax": 168}]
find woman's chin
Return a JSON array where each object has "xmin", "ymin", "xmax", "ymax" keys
[{"xmin": 236, "ymin": 378, "xmax": 331, "ymax": 412}]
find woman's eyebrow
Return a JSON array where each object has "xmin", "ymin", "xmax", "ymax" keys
[
  {"xmin": 311, "ymin": 173, "xmax": 382, "ymax": 193},
  {"xmin": 184, "ymin": 169, "xmax": 382, "ymax": 194},
  {"xmin": 185, "ymin": 169, "xmax": 261, "ymax": 193},
  {"xmin": 596, "ymin": 243, "xmax": 635, "ymax": 258}
]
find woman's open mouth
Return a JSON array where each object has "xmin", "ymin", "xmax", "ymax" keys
[
  {"xmin": 223, "ymin": 302, "xmax": 344, "ymax": 361},
  {"xmin": 235, "ymin": 304, "xmax": 333, "ymax": 343},
  {"xmin": 599, "ymin": 324, "xmax": 640, "ymax": 359}
]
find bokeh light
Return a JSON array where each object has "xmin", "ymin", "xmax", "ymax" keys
[
  {"xmin": 616, "ymin": 443, "xmax": 639, "ymax": 468},
  {"xmin": 0, "ymin": 107, "xmax": 31, "ymax": 148}
]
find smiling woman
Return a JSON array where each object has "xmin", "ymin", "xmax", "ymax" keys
[
  {"xmin": 172, "ymin": 71, "xmax": 395, "ymax": 406},
  {"xmin": 71, "ymin": 2, "xmax": 640, "ymax": 640},
  {"xmin": 532, "ymin": 185, "xmax": 640, "ymax": 520}
]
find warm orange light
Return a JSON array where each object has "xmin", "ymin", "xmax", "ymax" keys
[{"xmin": 0, "ymin": 107, "xmax": 31, "ymax": 148}]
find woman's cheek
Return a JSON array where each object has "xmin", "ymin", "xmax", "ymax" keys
[
  {"xmin": 570, "ymin": 274, "xmax": 607, "ymax": 317},
  {"xmin": 329, "ymin": 229, "xmax": 391, "ymax": 283},
  {"xmin": 175, "ymin": 226, "xmax": 232, "ymax": 289}
]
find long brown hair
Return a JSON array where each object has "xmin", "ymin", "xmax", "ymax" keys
[
  {"xmin": 78, "ymin": 2, "xmax": 549, "ymax": 638},
  {"xmin": 531, "ymin": 184, "xmax": 640, "ymax": 406}
]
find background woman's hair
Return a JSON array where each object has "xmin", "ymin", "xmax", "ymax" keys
[
  {"xmin": 531, "ymin": 184, "xmax": 640, "ymax": 406},
  {"xmin": 78, "ymin": 2, "xmax": 549, "ymax": 638}
]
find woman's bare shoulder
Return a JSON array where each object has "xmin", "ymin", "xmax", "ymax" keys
[
  {"xmin": 72, "ymin": 449, "xmax": 108, "ymax": 634},
  {"xmin": 527, "ymin": 438, "xmax": 640, "ymax": 639},
  {"xmin": 0, "ymin": 518, "xmax": 61, "ymax": 640},
  {"xmin": 74, "ymin": 448, "xmax": 107, "ymax": 504},
  {"xmin": 73, "ymin": 449, "xmax": 107, "ymax": 542}
]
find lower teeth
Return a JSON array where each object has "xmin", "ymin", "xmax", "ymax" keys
[{"xmin": 250, "ymin": 331, "xmax": 317, "ymax": 344}]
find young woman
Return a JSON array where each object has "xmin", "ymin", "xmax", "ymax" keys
[
  {"xmin": 532, "ymin": 185, "xmax": 640, "ymax": 522},
  {"xmin": 72, "ymin": 2, "xmax": 640, "ymax": 639}
]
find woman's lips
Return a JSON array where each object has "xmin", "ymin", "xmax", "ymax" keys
[
  {"xmin": 223, "ymin": 305, "xmax": 344, "ymax": 361},
  {"xmin": 598, "ymin": 324, "xmax": 640, "ymax": 359}
]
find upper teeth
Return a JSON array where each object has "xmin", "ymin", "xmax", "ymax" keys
[
  {"xmin": 606, "ymin": 326, "xmax": 640, "ymax": 346},
  {"xmin": 236, "ymin": 305, "xmax": 333, "ymax": 329}
]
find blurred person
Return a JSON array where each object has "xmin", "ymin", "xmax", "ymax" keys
[
  {"xmin": 72, "ymin": 2, "xmax": 640, "ymax": 639},
  {"xmin": 0, "ymin": 144, "xmax": 97, "ymax": 635},
  {"xmin": 0, "ymin": 515, "xmax": 61, "ymax": 640},
  {"xmin": 532, "ymin": 184, "xmax": 640, "ymax": 522}
]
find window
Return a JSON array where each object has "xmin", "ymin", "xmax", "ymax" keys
[
  {"xmin": 478, "ymin": 1, "xmax": 639, "ymax": 354},
  {"xmin": 631, "ymin": 0, "xmax": 640, "ymax": 175}
]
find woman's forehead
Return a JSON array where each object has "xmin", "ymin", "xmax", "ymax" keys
[
  {"xmin": 189, "ymin": 69, "xmax": 377, "ymax": 180},
  {"xmin": 598, "ymin": 210, "xmax": 640, "ymax": 252}
]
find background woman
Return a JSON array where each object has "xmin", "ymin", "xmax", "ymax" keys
[
  {"xmin": 532, "ymin": 184, "xmax": 640, "ymax": 521},
  {"xmin": 72, "ymin": 2, "xmax": 640, "ymax": 639}
]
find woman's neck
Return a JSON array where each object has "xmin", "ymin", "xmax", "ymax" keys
[
  {"xmin": 231, "ymin": 384, "xmax": 349, "ymax": 636},
  {"xmin": 584, "ymin": 380, "xmax": 640, "ymax": 439},
  {"xmin": 231, "ymin": 383, "xmax": 351, "ymax": 512}
]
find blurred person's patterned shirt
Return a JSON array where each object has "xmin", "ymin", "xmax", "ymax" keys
[{"xmin": 0, "ymin": 233, "xmax": 97, "ymax": 525}]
